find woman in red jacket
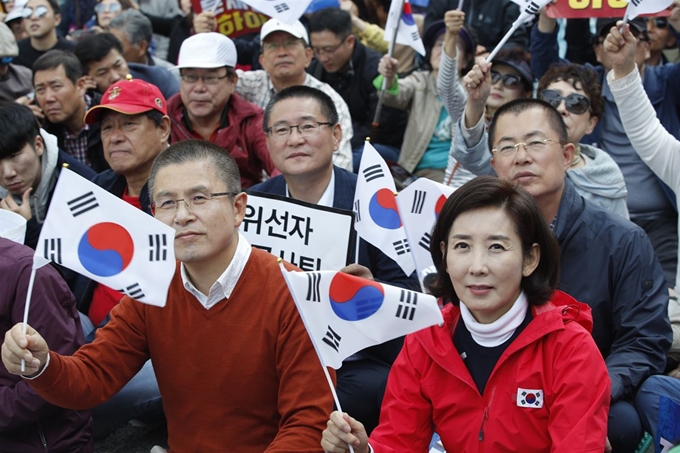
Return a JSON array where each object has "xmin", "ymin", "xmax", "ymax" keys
[{"xmin": 322, "ymin": 176, "xmax": 611, "ymax": 453}]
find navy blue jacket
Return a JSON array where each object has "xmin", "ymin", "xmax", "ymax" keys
[
  {"xmin": 555, "ymin": 180, "xmax": 671, "ymax": 401},
  {"xmin": 251, "ymin": 166, "xmax": 420, "ymax": 364}
]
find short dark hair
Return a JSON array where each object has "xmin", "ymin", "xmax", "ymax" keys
[
  {"xmin": 488, "ymin": 99, "xmax": 569, "ymax": 152},
  {"xmin": 537, "ymin": 63, "xmax": 604, "ymax": 120},
  {"xmin": 308, "ymin": 8, "xmax": 352, "ymax": 37},
  {"xmin": 429, "ymin": 176, "xmax": 561, "ymax": 306},
  {"xmin": 32, "ymin": 50, "xmax": 83, "ymax": 84},
  {"xmin": 108, "ymin": 9, "xmax": 153, "ymax": 46},
  {"xmin": 0, "ymin": 102, "xmax": 41, "ymax": 159},
  {"xmin": 75, "ymin": 33, "xmax": 125, "ymax": 74},
  {"xmin": 148, "ymin": 140, "xmax": 242, "ymax": 200},
  {"xmin": 263, "ymin": 85, "xmax": 338, "ymax": 131}
]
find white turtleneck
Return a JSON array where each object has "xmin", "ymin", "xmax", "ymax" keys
[{"xmin": 459, "ymin": 292, "xmax": 529, "ymax": 347}]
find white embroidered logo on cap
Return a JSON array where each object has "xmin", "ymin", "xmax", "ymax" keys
[{"xmin": 517, "ymin": 388, "xmax": 543, "ymax": 408}]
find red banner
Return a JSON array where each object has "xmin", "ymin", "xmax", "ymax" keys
[
  {"xmin": 546, "ymin": 0, "xmax": 670, "ymax": 18},
  {"xmin": 191, "ymin": 0, "xmax": 269, "ymax": 38}
]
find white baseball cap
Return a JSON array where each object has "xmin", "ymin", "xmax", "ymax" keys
[
  {"xmin": 260, "ymin": 19, "xmax": 309, "ymax": 45},
  {"xmin": 175, "ymin": 32, "xmax": 237, "ymax": 69},
  {"xmin": 4, "ymin": 0, "xmax": 28, "ymax": 24}
]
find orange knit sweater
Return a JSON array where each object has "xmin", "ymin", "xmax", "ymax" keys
[{"xmin": 29, "ymin": 248, "xmax": 335, "ymax": 452}]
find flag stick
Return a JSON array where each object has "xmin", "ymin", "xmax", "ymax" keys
[
  {"xmin": 457, "ymin": 0, "xmax": 464, "ymax": 11},
  {"xmin": 279, "ymin": 262, "xmax": 355, "ymax": 453},
  {"xmin": 355, "ymin": 231, "xmax": 361, "ymax": 266},
  {"xmin": 485, "ymin": 24, "xmax": 518, "ymax": 63},
  {"xmin": 372, "ymin": 0, "xmax": 404, "ymax": 129},
  {"xmin": 20, "ymin": 266, "xmax": 39, "ymax": 373},
  {"xmin": 619, "ymin": 14, "xmax": 629, "ymax": 34}
]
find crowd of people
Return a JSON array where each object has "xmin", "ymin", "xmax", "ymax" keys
[{"xmin": 0, "ymin": 0, "xmax": 679, "ymax": 452}]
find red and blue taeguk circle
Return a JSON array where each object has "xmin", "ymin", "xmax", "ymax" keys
[
  {"xmin": 78, "ymin": 222, "xmax": 134, "ymax": 277},
  {"xmin": 329, "ymin": 273, "xmax": 385, "ymax": 321},
  {"xmin": 402, "ymin": 3, "xmax": 415, "ymax": 25},
  {"xmin": 525, "ymin": 393, "xmax": 537, "ymax": 404},
  {"xmin": 434, "ymin": 194, "xmax": 447, "ymax": 219},
  {"xmin": 368, "ymin": 188, "xmax": 401, "ymax": 229}
]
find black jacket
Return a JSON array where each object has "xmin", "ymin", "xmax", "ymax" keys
[
  {"xmin": 308, "ymin": 40, "xmax": 407, "ymax": 150},
  {"xmin": 555, "ymin": 180, "xmax": 672, "ymax": 401}
]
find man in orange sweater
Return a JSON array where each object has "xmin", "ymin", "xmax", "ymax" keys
[{"xmin": 1, "ymin": 140, "xmax": 335, "ymax": 452}]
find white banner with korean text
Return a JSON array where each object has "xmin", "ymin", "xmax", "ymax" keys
[{"xmin": 240, "ymin": 192, "xmax": 354, "ymax": 271}]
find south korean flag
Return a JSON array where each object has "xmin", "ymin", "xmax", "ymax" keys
[
  {"xmin": 240, "ymin": 0, "xmax": 313, "ymax": 24},
  {"xmin": 36, "ymin": 169, "xmax": 176, "ymax": 307},
  {"xmin": 396, "ymin": 178, "xmax": 454, "ymax": 288}
]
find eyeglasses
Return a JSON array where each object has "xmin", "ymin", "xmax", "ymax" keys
[
  {"xmin": 0, "ymin": 56, "xmax": 13, "ymax": 65},
  {"xmin": 265, "ymin": 121, "xmax": 333, "ymax": 141},
  {"xmin": 22, "ymin": 5, "xmax": 49, "ymax": 18},
  {"xmin": 492, "ymin": 139, "xmax": 564, "ymax": 159},
  {"xmin": 95, "ymin": 2, "xmax": 122, "ymax": 13},
  {"xmin": 490, "ymin": 71, "xmax": 522, "ymax": 88},
  {"xmin": 539, "ymin": 89, "xmax": 591, "ymax": 115},
  {"xmin": 262, "ymin": 39, "xmax": 304, "ymax": 53},
  {"xmin": 150, "ymin": 192, "xmax": 237, "ymax": 217},
  {"xmin": 180, "ymin": 72, "xmax": 230, "ymax": 85},
  {"xmin": 312, "ymin": 35, "xmax": 349, "ymax": 57},
  {"xmin": 647, "ymin": 17, "xmax": 668, "ymax": 28}
]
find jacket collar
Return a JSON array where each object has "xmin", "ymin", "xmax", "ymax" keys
[{"xmin": 552, "ymin": 179, "xmax": 585, "ymax": 243}]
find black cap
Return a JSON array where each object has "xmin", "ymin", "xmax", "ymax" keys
[{"xmin": 596, "ymin": 17, "xmax": 646, "ymax": 38}]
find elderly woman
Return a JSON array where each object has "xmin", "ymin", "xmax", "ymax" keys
[{"xmin": 321, "ymin": 176, "xmax": 610, "ymax": 453}]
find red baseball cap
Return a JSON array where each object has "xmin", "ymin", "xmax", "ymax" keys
[{"xmin": 84, "ymin": 76, "xmax": 168, "ymax": 125}]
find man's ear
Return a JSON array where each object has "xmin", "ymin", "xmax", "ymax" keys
[
  {"xmin": 137, "ymin": 40, "xmax": 149, "ymax": 59},
  {"xmin": 304, "ymin": 46, "xmax": 313, "ymax": 68}
]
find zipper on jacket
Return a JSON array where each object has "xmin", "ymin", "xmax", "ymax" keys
[
  {"xmin": 478, "ymin": 406, "xmax": 489, "ymax": 441},
  {"xmin": 37, "ymin": 420, "xmax": 48, "ymax": 452}
]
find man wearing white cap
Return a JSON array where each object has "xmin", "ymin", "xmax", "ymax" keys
[
  {"xmin": 236, "ymin": 19, "xmax": 354, "ymax": 172},
  {"xmin": 168, "ymin": 32, "xmax": 278, "ymax": 189}
]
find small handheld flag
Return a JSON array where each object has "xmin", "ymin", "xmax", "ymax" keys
[
  {"xmin": 239, "ymin": 0, "xmax": 313, "ymax": 24},
  {"xmin": 385, "ymin": 0, "xmax": 426, "ymax": 56},
  {"xmin": 36, "ymin": 168, "xmax": 176, "ymax": 307},
  {"xmin": 354, "ymin": 142, "xmax": 416, "ymax": 276},
  {"xmin": 281, "ymin": 266, "xmax": 443, "ymax": 369},
  {"xmin": 487, "ymin": 0, "xmax": 551, "ymax": 62}
]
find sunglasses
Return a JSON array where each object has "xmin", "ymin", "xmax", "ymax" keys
[
  {"xmin": 22, "ymin": 5, "xmax": 49, "ymax": 18},
  {"xmin": 540, "ymin": 89, "xmax": 591, "ymax": 115},
  {"xmin": 95, "ymin": 2, "xmax": 122, "ymax": 13},
  {"xmin": 0, "ymin": 56, "xmax": 13, "ymax": 65},
  {"xmin": 490, "ymin": 71, "xmax": 522, "ymax": 88},
  {"xmin": 647, "ymin": 17, "xmax": 668, "ymax": 28}
]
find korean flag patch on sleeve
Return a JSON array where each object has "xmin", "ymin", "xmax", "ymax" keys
[{"xmin": 517, "ymin": 388, "xmax": 544, "ymax": 408}]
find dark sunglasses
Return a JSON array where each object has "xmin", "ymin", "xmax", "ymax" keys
[
  {"xmin": 646, "ymin": 17, "xmax": 668, "ymax": 28},
  {"xmin": 1, "ymin": 57, "xmax": 13, "ymax": 65},
  {"xmin": 490, "ymin": 71, "xmax": 522, "ymax": 88},
  {"xmin": 540, "ymin": 89, "xmax": 591, "ymax": 115},
  {"xmin": 95, "ymin": 2, "xmax": 122, "ymax": 13},
  {"xmin": 22, "ymin": 5, "xmax": 49, "ymax": 18}
]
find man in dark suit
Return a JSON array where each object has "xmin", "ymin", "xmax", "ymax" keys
[{"xmin": 250, "ymin": 85, "xmax": 418, "ymax": 435}]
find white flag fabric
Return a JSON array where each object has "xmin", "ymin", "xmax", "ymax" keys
[
  {"xmin": 623, "ymin": 0, "xmax": 674, "ymax": 20},
  {"xmin": 385, "ymin": 0, "xmax": 426, "ymax": 56},
  {"xmin": 354, "ymin": 142, "xmax": 416, "ymax": 276},
  {"xmin": 509, "ymin": 0, "xmax": 552, "ymax": 26},
  {"xmin": 36, "ymin": 169, "xmax": 175, "ymax": 307},
  {"xmin": 239, "ymin": 0, "xmax": 312, "ymax": 24},
  {"xmin": 396, "ymin": 178, "xmax": 454, "ymax": 287},
  {"xmin": 281, "ymin": 265, "xmax": 443, "ymax": 369}
]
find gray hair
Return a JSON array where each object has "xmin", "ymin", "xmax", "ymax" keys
[
  {"xmin": 108, "ymin": 10, "xmax": 153, "ymax": 46},
  {"xmin": 148, "ymin": 140, "xmax": 242, "ymax": 200}
]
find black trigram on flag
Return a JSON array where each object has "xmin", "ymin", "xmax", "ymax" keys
[
  {"xmin": 43, "ymin": 238, "xmax": 62, "ymax": 264},
  {"xmin": 67, "ymin": 191, "xmax": 99, "ymax": 217},
  {"xmin": 393, "ymin": 238, "xmax": 410, "ymax": 255},
  {"xmin": 148, "ymin": 234, "xmax": 168, "ymax": 261},
  {"xmin": 411, "ymin": 190, "xmax": 426, "ymax": 214},
  {"xmin": 363, "ymin": 164, "xmax": 384, "ymax": 182},
  {"xmin": 631, "ymin": 0, "xmax": 641, "ymax": 5},
  {"xmin": 354, "ymin": 199, "xmax": 361, "ymax": 222},
  {"xmin": 525, "ymin": 1, "xmax": 540, "ymax": 14},
  {"xmin": 396, "ymin": 289, "xmax": 418, "ymax": 321},
  {"xmin": 306, "ymin": 272, "xmax": 321, "ymax": 302},
  {"xmin": 322, "ymin": 325, "xmax": 341, "ymax": 352},
  {"xmin": 118, "ymin": 283, "xmax": 145, "ymax": 300},
  {"xmin": 273, "ymin": 2, "xmax": 290, "ymax": 13},
  {"xmin": 410, "ymin": 31, "xmax": 419, "ymax": 42},
  {"xmin": 418, "ymin": 232, "xmax": 431, "ymax": 251}
]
